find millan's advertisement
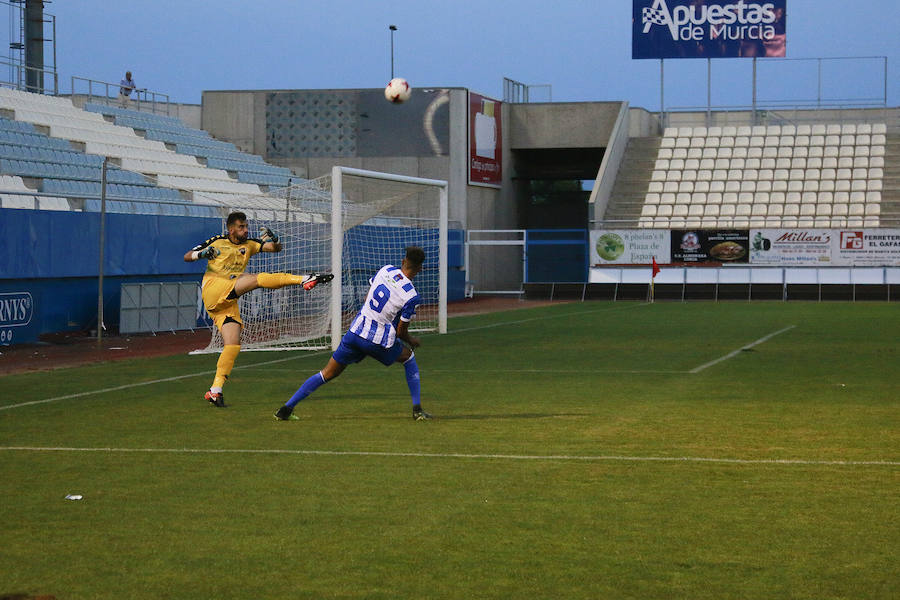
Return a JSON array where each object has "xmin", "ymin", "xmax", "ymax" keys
[{"xmin": 633, "ymin": 0, "xmax": 786, "ymax": 59}]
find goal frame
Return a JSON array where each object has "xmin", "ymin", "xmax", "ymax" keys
[{"xmin": 330, "ymin": 166, "xmax": 448, "ymax": 350}]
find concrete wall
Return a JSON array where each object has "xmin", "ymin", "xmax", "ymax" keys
[
  {"xmin": 508, "ymin": 102, "xmax": 623, "ymax": 149},
  {"xmin": 663, "ymin": 107, "xmax": 900, "ymax": 131},
  {"xmin": 201, "ymin": 88, "xmax": 517, "ymax": 235},
  {"xmin": 199, "ymin": 92, "xmax": 648, "ymax": 292},
  {"xmin": 628, "ymin": 107, "xmax": 660, "ymax": 137}
]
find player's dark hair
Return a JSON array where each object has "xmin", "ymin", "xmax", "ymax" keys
[
  {"xmin": 226, "ymin": 211, "xmax": 247, "ymax": 226},
  {"xmin": 404, "ymin": 246, "xmax": 426, "ymax": 267}
]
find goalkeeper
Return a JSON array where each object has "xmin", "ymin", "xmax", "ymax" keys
[{"xmin": 184, "ymin": 211, "xmax": 333, "ymax": 407}]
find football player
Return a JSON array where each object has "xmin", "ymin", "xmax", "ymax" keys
[
  {"xmin": 185, "ymin": 211, "xmax": 332, "ymax": 407},
  {"xmin": 274, "ymin": 246, "xmax": 431, "ymax": 421}
]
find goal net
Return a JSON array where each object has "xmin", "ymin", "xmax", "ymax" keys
[{"xmin": 194, "ymin": 166, "xmax": 447, "ymax": 353}]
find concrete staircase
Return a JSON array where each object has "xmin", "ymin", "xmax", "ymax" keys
[{"xmin": 602, "ymin": 137, "xmax": 658, "ymax": 226}]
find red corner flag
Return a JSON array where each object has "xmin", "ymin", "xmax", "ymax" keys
[{"xmin": 652, "ymin": 257, "xmax": 660, "ymax": 278}]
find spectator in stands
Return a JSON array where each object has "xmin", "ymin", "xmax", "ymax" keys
[{"xmin": 118, "ymin": 71, "xmax": 136, "ymax": 107}]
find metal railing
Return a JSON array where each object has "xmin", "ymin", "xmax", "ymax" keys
[
  {"xmin": 0, "ymin": 187, "xmax": 228, "ymax": 217},
  {"xmin": 70, "ymin": 76, "xmax": 171, "ymax": 115},
  {"xmin": 0, "ymin": 57, "xmax": 58, "ymax": 95},
  {"xmin": 664, "ymin": 104, "xmax": 897, "ymax": 131},
  {"xmin": 503, "ymin": 77, "xmax": 552, "ymax": 103},
  {"xmin": 661, "ymin": 56, "xmax": 891, "ymax": 129}
]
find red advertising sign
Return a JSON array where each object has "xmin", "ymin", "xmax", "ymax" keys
[{"xmin": 468, "ymin": 92, "xmax": 502, "ymax": 187}]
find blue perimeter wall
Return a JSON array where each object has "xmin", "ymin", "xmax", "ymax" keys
[{"xmin": 0, "ymin": 209, "xmax": 465, "ymax": 345}]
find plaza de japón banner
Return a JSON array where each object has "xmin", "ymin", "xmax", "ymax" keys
[
  {"xmin": 590, "ymin": 230, "xmax": 671, "ymax": 265},
  {"xmin": 633, "ymin": 0, "xmax": 787, "ymax": 59},
  {"xmin": 671, "ymin": 230, "xmax": 750, "ymax": 263}
]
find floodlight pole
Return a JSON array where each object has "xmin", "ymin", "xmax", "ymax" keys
[
  {"xmin": 97, "ymin": 157, "xmax": 108, "ymax": 344},
  {"xmin": 659, "ymin": 59, "xmax": 665, "ymax": 131},
  {"xmin": 389, "ymin": 25, "xmax": 397, "ymax": 79}
]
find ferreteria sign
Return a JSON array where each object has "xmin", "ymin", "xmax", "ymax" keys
[{"xmin": 633, "ymin": 0, "xmax": 787, "ymax": 59}]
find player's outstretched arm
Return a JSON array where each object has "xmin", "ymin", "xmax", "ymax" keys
[
  {"xmin": 260, "ymin": 227, "xmax": 283, "ymax": 253},
  {"xmin": 184, "ymin": 246, "xmax": 219, "ymax": 262},
  {"xmin": 396, "ymin": 320, "xmax": 420, "ymax": 349}
]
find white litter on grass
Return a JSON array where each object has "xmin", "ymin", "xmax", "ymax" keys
[{"xmin": 64, "ymin": 494, "xmax": 83, "ymax": 500}]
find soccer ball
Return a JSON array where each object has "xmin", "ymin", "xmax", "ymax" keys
[{"xmin": 384, "ymin": 77, "xmax": 411, "ymax": 103}]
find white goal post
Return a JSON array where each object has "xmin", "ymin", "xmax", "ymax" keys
[
  {"xmin": 330, "ymin": 166, "xmax": 448, "ymax": 349},
  {"xmin": 194, "ymin": 166, "xmax": 448, "ymax": 353}
]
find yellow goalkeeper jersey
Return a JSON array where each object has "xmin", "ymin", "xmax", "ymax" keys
[{"xmin": 192, "ymin": 235, "xmax": 264, "ymax": 281}]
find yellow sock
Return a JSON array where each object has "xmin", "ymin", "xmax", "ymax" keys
[
  {"xmin": 257, "ymin": 272, "xmax": 306, "ymax": 289},
  {"xmin": 212, "ymin": 344, "xmax": 240, "ymax": 389}
]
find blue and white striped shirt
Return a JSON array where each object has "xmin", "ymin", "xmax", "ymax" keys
[{"xmin": 348, "ymin": 264, "xmax": 421, "ymax": 348}]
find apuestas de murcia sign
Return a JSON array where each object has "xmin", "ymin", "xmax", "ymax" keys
[{"xmin": 642, "ymin": 0, "xmax": 777, "ymax": 43}]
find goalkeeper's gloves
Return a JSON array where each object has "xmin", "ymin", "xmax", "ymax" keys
[
  {"xmin": 303, "ymin": 272, "xmax": 334, "ymax": 291},
  {"xmin": 198, "ymin": 246, "xmax": 219, "ymax": 260},
  {"xmin": 260, "ymin": 226, "xmax": 279, "ymax": 244}
]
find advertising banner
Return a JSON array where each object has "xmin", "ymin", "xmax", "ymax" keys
[
  {"xmin": 671, "ymin": 230, "xmax": 750, "ymax": 263},
  {"xmin": 590, "ymin": 230, "xmax": 670, "ymax": 265},
  {"xmin": 749, "ymin": 229, "xmax": 834, "ymax": 265},
  {"xmin": 468, "ymin": 92, "xmax": 502, "ymax": 187},
  {"xmin": 832, "ymin": 230, "xmax": 900, "ymax": 266},
  {"xmin": 633, "ymin": 0, "xmax": 787, "ymax": 59},
  {"xmin": 0, "ymin": 291, "xmax": 33, "ymax": 345}
]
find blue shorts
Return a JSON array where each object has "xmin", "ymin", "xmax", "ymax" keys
[{"xmin": 332, "ymin": 331, "xmax": 403, "ymax": 367}]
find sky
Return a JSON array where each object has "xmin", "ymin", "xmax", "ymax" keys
[{"xmin": 4, "ymin": 0, "xmax": 898, "ymax": 109}]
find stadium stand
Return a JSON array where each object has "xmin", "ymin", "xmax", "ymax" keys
[
  {"xmin": 608, "ymin": 122, "xmax": 896, "ymax": 229},
  {"xmin": 0, "ymin": 87, "xmax": 300, "ymax": 217},
  {"xmin": 83, "ymin": 103, "xmax": 295, "ymax": 188}
]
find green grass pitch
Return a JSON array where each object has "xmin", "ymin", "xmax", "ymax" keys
[{"xmin": 1, "ymin": 301, "xmax": 898, "ymax": 599}]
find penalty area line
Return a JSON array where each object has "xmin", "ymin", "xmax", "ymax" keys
[{"xmin": 0, "ymin": 446, "xmax": 897, "ymax": 467}]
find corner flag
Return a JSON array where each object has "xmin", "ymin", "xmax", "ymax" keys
[{"xmin": 652, "ymin": 257, "xmax": 660, "ymax": 278}]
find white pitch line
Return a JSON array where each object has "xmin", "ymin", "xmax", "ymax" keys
[
  {"xmin": 251, "ymin": 367, "xmax": 687, "ymax": 375},
  {"xmin": 0, "ymin": 446, "xmax": 896, "ymax": 467},
  {"xmin": 0, "ymin": 350, "xmax": 329, "ymax": 412},
  {"xmin": 0, "ymin": 303, "xmax": 648, "ymax": 412},
  {"xmin": 689, "ymin": 325, "xmax": 797, "ymax": 374},
  {"xmin": 447, "ymin": 302, "xmax": 648, "ymax": 335}
]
